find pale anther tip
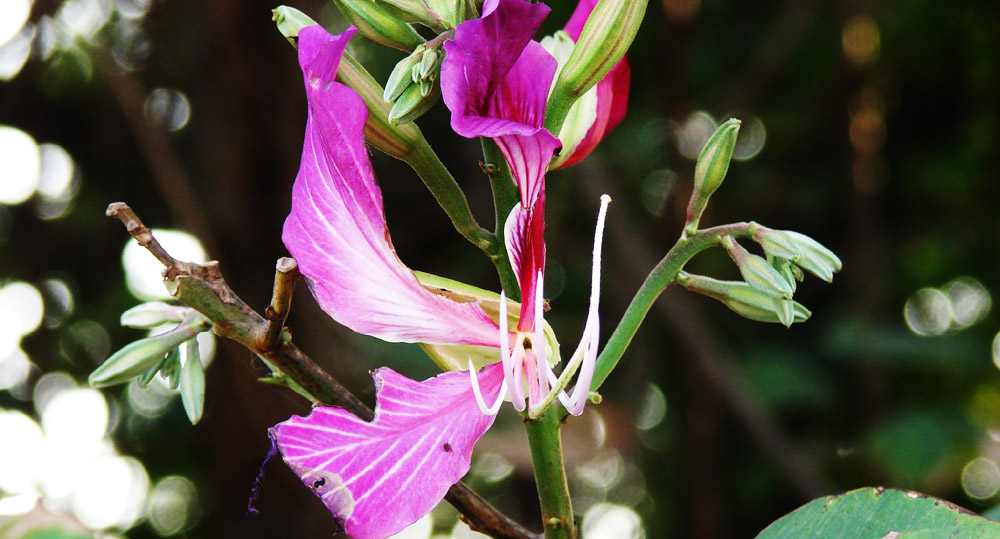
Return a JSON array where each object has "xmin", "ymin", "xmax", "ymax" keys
[{"xmin": 600, "ymin": 194, "xmax": 612, "ymax": 204}]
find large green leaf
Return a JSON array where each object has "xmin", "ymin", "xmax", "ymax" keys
[{"xmin": 758, "ymin": 487, "xmax": 1000, "ymax": 538}]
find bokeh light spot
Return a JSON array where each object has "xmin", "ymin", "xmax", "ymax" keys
[
  {"xmin": 944, "ymin": 277, "xmax": 991, "ymax": 328},
  {"xmin": 0, "ymin": 126, "xmax": 41, "ymax": 205},
  {"xmin": 0, "ymin": 23, "xmax": 34, "ymax": 81},
  {"xmin": 387, "ymin": 513, "xmax": 432, "ymax": 539},
  {"xmin": 634, "ymin": 383, "xmax": 667, "ymax": 431},
  {"xmin": 731, "ymin": 115, "xmax": 766, "ymax": 161},
  {"xmin": 962, "ymin": 458, "xmax": 1000, "ymax": 500},
  {"xmin": 0, "ymin": 410, "xmax": 45, "ymax": 497},
  {"xmin": 71, "ymin": 455, "xmax": 150, "ymax": 530},
  {"xmin": 842, "ymin": 15, "xmax": 880, "ymax": 66},
  {"xmin": 0, "ymin": 346, "xmax": 33, "ymax": 392},
  {"xmin": 640, "ymin": 169, "xmax": 677, "ymax": 217},
  {"xmin": 904, "ymin": 288, "xmax": 952, "ymax": 336},
  {"xmin": 0, "ymin": 0, "xmax": 32, "ymax": 47},
  {"xmin": 144, "ymin": 88, "xmax": 192, "ymax": 132},
  {"xmin": 582, "ymin": 503, "xmax": 645, "ymax": 539},
  {"xmin": 123, "ymin": 230, "xmax": 207, "ymax": 300},
  {"xmin": 471, "ymin": 452, "xmax": 515, "ymax": 484},
  {"xmin": 147, "ymin": 475, "xmax": 198, "ymax": 536},
  {"xmin": 676, "ymin": 111, "xmax": 716, "ymax": 160},
  {"xmin": 41, "ymin": 387, "xmax": 109, "ymax": 451},
  {"xmin": 0, "ymin": 281, "xmax": 45, "ymax": 337}
]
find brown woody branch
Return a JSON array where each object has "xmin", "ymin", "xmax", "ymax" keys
[{"xmin": 106, "ymin": 202, "xmax": 536, "ymax": 539}]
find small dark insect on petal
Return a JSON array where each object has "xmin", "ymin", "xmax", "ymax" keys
[{"xmin": 443, "ymin": 443, "xmax": 452, "ymax": 452}]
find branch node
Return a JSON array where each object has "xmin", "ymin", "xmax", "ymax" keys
[{"xmin": 263, "ymin": 257, "xmax": 300, "ymax": 350}]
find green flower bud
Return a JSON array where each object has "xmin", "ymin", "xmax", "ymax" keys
[
  {"xmin": 332, "ymin": 0, "xmax": 425, "ymax": 52},
  {"xmin": 677, "ymin": 272, "xmax": 810, "ymax": 326},
  {"xmin": 120, "ymin": 301, "xmax": 187, "ymax": 329},
  {"xmin": 541, "ymin": 30, "xmax": 600, "ymax": 170},
  {"xmin": 271, "ymin": 6, "xmax": 318, "ymax": 47},
  {"xmin": 753, "ymin": 225, "xmax": 804, "ymax": 261},
  {"xmin": 136, "ymin": 348, "xmax": 172, "ymax": 388},
  {"xmin": 722, "ymin": 236, "xmax": 794, "ymax": 300},
  {"xmin": 388, "ymin": 81, "xmax": 441, "ymax": 125},
  {"xmin": 546, "ymin": 0, "xmax": 648, "ymax": 133},
  {"xmin": 418, "ymin": 47, "xmax": 439, "ymax": 81},
  {"xmin": 339, "ymin": 53, "xmax": 425, "ymax": 159},
  {"xmin": 89, "ymin": 314, "xmax": 209, "ymax": 388},
  {"xmin": 783, "ymin": 231, "xmax": 842, "ymax": 282},
  {"xmin": 769, "ymin": 255, "xmax": 801, "ymax": 295},
  {"xmin": 686, "ymin": 119, "xmax": 741, "ymax": 231},
  {"xmin": 179, "ymin": 338, "xmax": 205, "ymax": 425},
  {"xmin": 384, "ymin": 46, "xmax": 425, "ymax": 103},
  {"xmin": 161, "ymin": 347, "xmax": 182, "ymax": 390}
]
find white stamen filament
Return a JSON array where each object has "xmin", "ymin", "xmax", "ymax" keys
[
  {"xmin": 499, "ymin": 293, "xmax": 526, "ymax": 410},
  {"xmin": 533, "ymin": 270, "xmax": 549, "ymax": 406},
  {"xmin": 469, "ymin": 359, "xmax": 508, "ymax": 415},
  {"xmin": 528, "ymin": 194, "xmax": 611, "ymax": 418}
]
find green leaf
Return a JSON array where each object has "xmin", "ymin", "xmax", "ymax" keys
[{"xmin": 757, "ymin": 487, "xmax": 1000, "ymax": 538}]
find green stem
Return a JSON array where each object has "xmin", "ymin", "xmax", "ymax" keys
[
  {"xmin": 406, "ymin": 137, "xmax": 494, "ymax": 251},
  {"xmin": 524, "ymin": 407, "xmax": 576, "ymax": 539},
  {"xmin": 590, "ymin": 222, "xmax": 758, "ymax": 392},
  {"xmin": 480, "ymin": 137, "xmax": 521, "ymax": 300}
]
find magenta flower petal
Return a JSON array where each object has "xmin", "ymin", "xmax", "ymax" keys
[
  {"xmin": 283, "ymin": 25, "xmax": 499, "ymax": 347},
  {"xmin": 441, "ymin": 0, "xmax": 552, "ymax": 139},
  {"xmin": 272, "ymin": 364, "xmax": 505, "ymax": 539}
]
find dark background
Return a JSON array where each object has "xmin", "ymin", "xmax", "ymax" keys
[{"xmin": 2, "ymin": 0, "xmax": 999, "ymax": 537}]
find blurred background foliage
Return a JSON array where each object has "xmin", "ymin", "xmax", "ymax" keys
[{"xmin": 1, "ymin": 0, "xmax": 999, "ymax": 538}]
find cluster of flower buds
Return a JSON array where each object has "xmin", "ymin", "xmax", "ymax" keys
[
  {"xmin": 678, "ymin": 118, "xmax": 841, "ymax": 326},
  {"xmin": 383, "ymin": 42, "xmax": 445, "ymax": 125},
  {"xmin": 88, "ymin": 301, "xmax": 211, "ymax": 424}
]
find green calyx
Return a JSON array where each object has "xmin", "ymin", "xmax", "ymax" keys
[{"xmin": 413, "ymin": 271, "xmax": 561, "ymax": 372}]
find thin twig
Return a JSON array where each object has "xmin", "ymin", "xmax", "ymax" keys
[
  {"xmin": 106, "ymin": 202, "xmax": 537, "ymax": 539},
  {"xmin": 263, "ymin": 257, "xmax": 299, "ymax": 350}
]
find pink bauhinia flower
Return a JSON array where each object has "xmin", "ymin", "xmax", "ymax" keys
[{"xmin": 272, "ymin": 1, "xmax": 617, "ymax": 533}]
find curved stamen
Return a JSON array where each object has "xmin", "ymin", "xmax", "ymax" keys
[
  {"xmin": 469, "ymin": 359, "xmax": 508, "ymax": 415},
  {"xmin": 530, "ymin": 194, "xmax": 611, "ymax": 418},
  {"xmin": 500, "ymin": 293, "xmax": 526, "ymax": 411}
]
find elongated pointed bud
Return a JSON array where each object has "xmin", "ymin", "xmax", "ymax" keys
[
  {"xmin": 180, "ymin": 338, "xmax": 205, "ymax": 425},
  {"xmin": 722, "ymin": 236, "xmax": 794, "ymax": 300},
  {"xmin": 272, "ymin": 6, "xmax": 318, "ymax": 47},
  {"xmin": 546, "ymin": 0, "xmax": 647, "ymax": 133},
  {"xmin": 332, "ymin": 0, "xmax": 425, "ymax": 52},
  {"xmin": 120, "ymin": 301, "xmax": 187, "ymax": 329},
  {"xmin": 384, "ymin": 41, "xmax": 443, "ymax": 124},
  {"xmin": 686, "ymin": 119, "xmax": 741, "ymax": 230},
  {"xmin": 678, "ymin": 272, "xmax": 810, "ymax": 326},
  {"xmin": 388, "ymin": 82, "xmax": 441, "ymax": 125},
  {"xmin": 89, "ymin": 315, "xmax": 210, "ymax": 388},
  {"xmin": 384, "ymin": 46, "xmax": 425, "ymax": 103}
]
